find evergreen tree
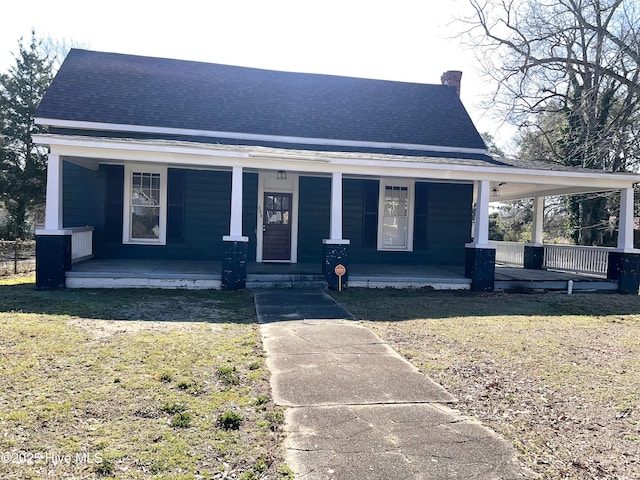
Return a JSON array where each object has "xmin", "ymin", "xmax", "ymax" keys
[{"xmin": 0, "ymin": 31, "xmax": 53, "ymax": 239}]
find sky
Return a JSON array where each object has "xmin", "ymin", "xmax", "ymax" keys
[{"xmin": 0, "ymin": 0, "xmax": 514, "ymax": 148}]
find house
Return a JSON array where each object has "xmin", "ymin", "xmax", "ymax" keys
[{"xmin": 33, "ymin": 49, "xmax": 640, "ymax": 292}]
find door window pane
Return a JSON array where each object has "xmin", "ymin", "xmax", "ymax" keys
[{"xmin": 265, "ymin": 194, "xmax": 290, "ymax": 225}]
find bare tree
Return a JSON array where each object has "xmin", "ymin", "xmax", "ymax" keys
[
  {"xmin": 461, "ymin": 0, "xmax": 640, "ymax": 244},
  {"xmin": 462, "ymin": 0, "xmax": 639, "ymax": 167},
  {"xmin": 38, "ymin": 35, "xmax": 89, "ymax": 72}
]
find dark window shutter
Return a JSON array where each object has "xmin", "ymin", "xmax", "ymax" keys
[
  {"xmin": 104, "ymin": 165, "xmax": 123, "ymax": 242},
  {"xmin": 414, "ymin": 182, "xmax": 429, "ymax": 249},
  {"xmin": 362, "ymin": 180, "xmax": 379, "ymax": 248},
  {"xmin": 167, "ymin": 169, "xmax": 185, "ymax": 243}
]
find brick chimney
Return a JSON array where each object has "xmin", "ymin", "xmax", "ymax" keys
[{"xmin": 441, "ymin": 70, "xmax": 462, "ymax": 96}]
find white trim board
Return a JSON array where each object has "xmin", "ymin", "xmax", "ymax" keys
[
  {"xmin": 33, "ymin": 134, "xmax": 640, "ymax": 191},
  {"xmin": 34, "ymin": 117, "xmax": 489, "ymax": 156},
  {"xmin": 256, "ymin": 172, "xmax": 299, "ymax": 263}
]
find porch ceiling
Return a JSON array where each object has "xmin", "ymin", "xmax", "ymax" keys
[{"xmin": 486, "ymin": 181, "xmax": 615, "ymax": 202}]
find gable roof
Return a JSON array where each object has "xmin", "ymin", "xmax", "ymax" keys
[{"xmin": 36, "ymin": 49, "xmax": 487, "ymax": 156}]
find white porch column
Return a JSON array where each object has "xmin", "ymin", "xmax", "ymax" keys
[
  {"xmin": 44, "ymin": 154, "xmax": 63, "ymax": 231},
  {"xmin": 471, "ymin": 180, "xmax": 491, "ymax": 247},
  {"xmin": 223, "ymin": 165, "xmax": 247, "ymax": 241},
  {"xmin": 532, "ymin": 196, "xmax": 544, "ymax": 245},
  {"xmin": 330, "ymin": 171, "xmax": 343, "ymax": 240},
  {"xmin": 618, "ymin": 187, "xmax": 635, "ymax": 252}
]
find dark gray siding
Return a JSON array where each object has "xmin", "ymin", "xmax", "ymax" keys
[
  {"xmin": 298, "ymin": 176, "xmax": 331, "ymax": 263},
  {"xmin": 242, "ymin": 173, "xmax": 258, "ymax": 262},
  {"xmin": 66, "ymin": 165, "xmax": 245, "ymax": 261},
  {"xmin": 62, "ymin": 161, "xmax": 107, "ymax": 234}
]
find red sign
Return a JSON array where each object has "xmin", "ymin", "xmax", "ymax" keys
[{"xmin": 334, "ymin": 264, "xmax": 346, "ymax": 276}]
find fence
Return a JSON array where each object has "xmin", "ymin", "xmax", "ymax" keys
[
  {"xmin": 491, "ymin": 241, "xmax": 610, "ymax": 277},
  {"xmin": 490, "ymin": 241, "xmax": 524, "ymax": 266},
  {"xmin": 0, "ymin": 240, "xmax": 36, "ymax": 276},
  {"xmin": 542, "ymin": 244, "xmax": 609, "ymax": 276},
  {"xmin": 71, "ymin": 226, "xmax": 94, "ymax": 263}
]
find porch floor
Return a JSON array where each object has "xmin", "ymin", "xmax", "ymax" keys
[{"xmin": 66, "ymin": 259, "xmax": 618, "ymax": 291}]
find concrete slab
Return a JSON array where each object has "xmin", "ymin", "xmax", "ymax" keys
[
  {"xmin": 254, "ymin": 290, "xmax": 354, "ymax": 323},
  {"xmin": 263, "ymin": 321, "xmax": 454, "ymax": 406},
  {"xmin": 258, "ymin": 295, "xmax": 535, "ymax": 479},
  {"xmin": 285, "ymin": 404, "xmax": 529, "ymax": 480}
]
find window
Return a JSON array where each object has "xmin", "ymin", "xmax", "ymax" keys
[
  {"xmin": 377, "ymin": 179, "xmax": 414, "ymax": 251},
  {"xmin": 123, "ymin": 165, "xmax": 167, "ymax": 245}
]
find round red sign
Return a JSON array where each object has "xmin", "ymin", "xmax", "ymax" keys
[{"xmin": 334, "ymin": 264, "xmax": 346, "ymax": 276}]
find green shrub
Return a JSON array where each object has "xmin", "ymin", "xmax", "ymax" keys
[
  {"xmin": 218, "ymin": 411, "xmax": 243, "ymax": 430},
  {"xmin": 171, "ymin": 411, "xmax": 192, "ymax": 428}
]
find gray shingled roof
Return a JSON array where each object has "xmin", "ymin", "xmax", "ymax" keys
[{"xmin": 36, "ymin": 49, "xmax": 487, "ymax": 153}]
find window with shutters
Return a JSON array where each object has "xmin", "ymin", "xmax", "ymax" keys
[
  {"xmin": 377, "ymin": 179, "xmax": 414, "ymax": 251},
  {"xmin": 123, "ymin": 164, "xmax": 167, "ymax": 245}
]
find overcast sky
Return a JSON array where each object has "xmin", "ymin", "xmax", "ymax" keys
[{"xmin": 0, "ymin": 0, "xmax": 514, "ymax": 147}]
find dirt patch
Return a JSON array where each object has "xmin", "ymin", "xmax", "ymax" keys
[{"xmin": 66, "ymin": 298, "xmax": 227, "ymax": 338}]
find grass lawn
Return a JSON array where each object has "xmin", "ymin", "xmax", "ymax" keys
[
  {"xmin": 333, "ymin": 288, "xmax": 640, "ymax": 480},
  {"xmin": 0, "ymin": 276, "xmax": 291, "ymax": 480}
]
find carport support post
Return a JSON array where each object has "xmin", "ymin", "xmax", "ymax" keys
[
  {"xmin": 607, "ymin": 187, "xmax": 640, "ymax": 294},
  {"xmin": 465, "ymin": 180, "xmax": 495, "ymax": 292},
  {"xmin": 36, "ymin": 154, "xmax": 72, "ymax": 289},
  {"xmin": 323, "ymin": 172, "xmax": 350, "ymax": 290},
  {"xmin": 222, "ymin": 166, "xmax": 249, "ymax": 290},
  {"xmin": 524, "ymin": 196, "xmax": 545, "ymax": 269}
]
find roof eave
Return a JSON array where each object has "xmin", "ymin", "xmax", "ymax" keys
[{"xmin": 34, "ymin": 117, "xmax": 489, "ymax": 157}]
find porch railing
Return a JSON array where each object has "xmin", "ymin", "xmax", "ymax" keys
[
  {"xmin": 542, "ymin": 244, "xmax": 609, "ymax": 276},
  {"xmin": 71, "ymin": 226, "xmax": 94, "ymax": 263},
  {"xmin": 491, "ymin": 241, "xmax": 610, "ymax": 277},
  {"xmin": 490, "ymin": 241, "xmax": 524, "ymax": 266}
]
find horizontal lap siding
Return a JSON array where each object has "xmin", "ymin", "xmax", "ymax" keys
[
  {"xmin": 426, "ymin": 183, "xmax": 473, "ymax": 264},
  {"xmin": 181, "ymin": 169, "xmax": 231, "ymax": 260},
  {"xmin": 62, "ymin": 161, "xmax": 107, "ymax": 234},
  {"xmin": 345, "ymin": 179, "xmax": 472, "ymax": 265},
  {"xmin": 243, "ymin": 173, "xmax": 258, "ymax": 262},
  {"xmin": 98, "ymin": 166, "xmax": 232, "ymax": 260},
  {"xmin": 298, "ymin": 176, "xmax": 330, "ymax": 263}
]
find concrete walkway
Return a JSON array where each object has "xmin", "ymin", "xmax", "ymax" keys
[{"xmin": 255, "ymin": 291, "xmax": 533, "ymax": 479}]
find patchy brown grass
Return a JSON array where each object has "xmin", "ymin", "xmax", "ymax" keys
[
  {"xmin": 0, "ymin": 278, "xmax": 293, "ymax": 480},
  {"xmin": 333, "ymin": 288, "xmax": 640, "ymax": 480}
]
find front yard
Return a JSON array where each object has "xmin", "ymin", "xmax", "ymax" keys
[
  {"xmin": 0, "ymin": 276, "xmax": 291, "ymax": 480},
  {"xmin": 4, "ymin": 276, "xmax": 639, "ymax": 480},
  {"xmin": 334, "ymin": 288, "xmax": 640, "ymax": 480}
]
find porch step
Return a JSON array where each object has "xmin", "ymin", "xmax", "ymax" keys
[
  {"xmin": 348, "ymin": 275, "xmax": 472, "ymax": 290},
  {"xmin": 246, "ymin": 274, "xmax": 327, "ymax": 289}
]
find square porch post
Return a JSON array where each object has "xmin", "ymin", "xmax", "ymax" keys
[
  {"xmin": 607, "ymin": 187, "xmax": 640, "ymax": 294},
  {"xmin": 323, "ymin": 171, "xmax": 350, "ymax": 290},
  {"xmin": 465, "ymin": 180, "xmax": 495, "ymax": 292},
  {"xmin": 222, "ymin": 165, "xmax": 249, "ymax": 290},
  {"xmin": 524, "ymin": 196, "xmax": 545, "ymax": 269},
  {"xmin": 36, "ymin": 154, "xmax": 72, "ymax": 289}
]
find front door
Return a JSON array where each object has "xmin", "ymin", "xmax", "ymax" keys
[{"xmin": 263, "ymin": 192, "xmax": 292, "ymax": 261}]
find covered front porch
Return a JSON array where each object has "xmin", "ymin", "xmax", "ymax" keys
[
  {"xmin": 64, "ymin": 257, "xmax": 617, "ymax": 292},
  {"xmin": 33, "ymin": 135, "xmax": 640, "ymax": 294}
]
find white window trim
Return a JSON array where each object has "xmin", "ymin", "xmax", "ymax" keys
[
  {"xmin": 377, "ymin": 178, "xmax": 415, "ymax": 252},
  {"xmin": 122, "ymin": 164, "xmax": 168, "ymax": 245}
]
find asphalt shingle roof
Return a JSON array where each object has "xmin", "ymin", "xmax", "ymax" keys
[{"xmin": 37, "ymin": 49, "xmax": 487, "ymax": 153}]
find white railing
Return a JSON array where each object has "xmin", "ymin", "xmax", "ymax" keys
[
  {"xmin": 491, "ymin": 241, "xmax": 524, "ymax": 266},
  {"xmin": 71, "ymin": 226, "xmax": 94, "ymax": 263},
  {"xmin": 543, "ymin": 244, "xmax": 609, "ymax": 276}
]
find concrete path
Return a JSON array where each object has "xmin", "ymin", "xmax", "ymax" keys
[{"xmin": 255, "ymin": 291, "xmax": 533, "ymax": 479}]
